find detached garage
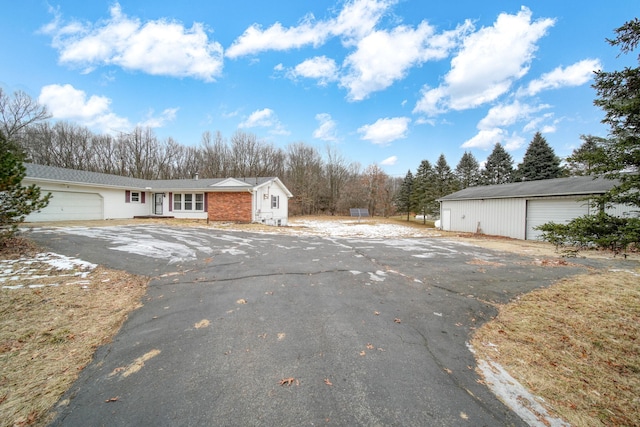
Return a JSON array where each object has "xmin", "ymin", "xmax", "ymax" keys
[{"xmin": 439, "ymin": 176, "xmax": 633, "ymax": 240}]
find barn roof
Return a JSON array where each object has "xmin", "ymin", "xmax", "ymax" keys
[{"xmin": 439, "ymin": 176, "xmax": 617, "ymax": 201}]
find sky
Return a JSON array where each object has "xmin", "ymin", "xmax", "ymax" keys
[{"xmin": 1, "ymin": 1, "xmax": 637, "ymax": 177}]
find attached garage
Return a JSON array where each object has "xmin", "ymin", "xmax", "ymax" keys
[
  {"xmin": 27, "ymin": 191, "xmax": 103, "ymax": 222},
  {"xmin": 439, "ymin": 176, "xmax": 630, "ymax": 241}
]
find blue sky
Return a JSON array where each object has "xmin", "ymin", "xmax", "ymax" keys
[{"xmin": 1, "ymin": 1, "xmax": 637, "ymax": 177}]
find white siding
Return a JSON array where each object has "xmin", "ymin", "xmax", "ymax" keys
[
  {"xmin": 525, "ymin": 197, "xmax": 591, "ymax": 240},
  {"xmin": 607, "ymin": 203, "xmax": 640, "ymax": 218},
  {"xmin": 441, "ymin": 198, "xmax": 527, "ymax": 239},
  {"xmin": 253, "ymin": 182, "xmax": 289, "ymax": 226},
  {"xmin": 22, "ymin": 181, "xmax": 151, "ymax": 221}
]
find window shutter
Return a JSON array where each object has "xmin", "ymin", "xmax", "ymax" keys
[
  {"xmin": 141, "ymin": 192, "xmax": 146, "ymax": 204},
  {"xmin": 168, "ymin": 193, "xmax": 173, "ymax": 212},
  {"xmin": 125, "ymin": 190, "xmax": 130, "ymax": 203},
  {"xmin": 204, "ymin": 193, "xmax": 208, "ymax": 211}
]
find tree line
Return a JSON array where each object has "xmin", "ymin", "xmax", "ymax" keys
[
  {"xmin": 394, "ymin": 131, "xmax": 575, "ymax": 219},
  {"xmin": 0, "ymin": 86, "xmax": 609, "ymax": 220}
]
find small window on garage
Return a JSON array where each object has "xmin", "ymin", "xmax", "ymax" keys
[{"xmin": 271, "ymin": 195, "xmax": 279, "ymax": 209}]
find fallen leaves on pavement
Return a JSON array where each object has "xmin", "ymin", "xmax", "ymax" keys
[{"xmin": 279, "ymin": 377, "xmax": 298, "ymax": 386}]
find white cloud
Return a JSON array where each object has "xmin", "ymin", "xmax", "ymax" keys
[
  {"xmin": 238, "ymin": 108, "xmax": 289, "ymax": 135},
  {"xmin": 358, "ymin": 117, "xmax": 410, "ymax": 145},
  {"xmin": 138, "ymin": 108, "xmax": 179, "ymax": 128},
  {"xmin": 523, "ymin": 112, "xmax": 554, "ymax": 133},
  {"xmin": 380, "ymin": 156, "xmax": 397, "ymax": 166},
  {"xmin": 504, "ymin": 134, "xmax": 526, "ymax": 151},
  {"xmin": 478, "ymin": 101, "xmax": 550, "ymax": 130},
  {"xmin": 414, "ymin": 7, "xmax": 554, "ymax": 115},
  {"xmin": 226, "ymin": 0, "xmax": 391, "ymax": 58},
  {"xmin": 464, "ymin": 101, "xmax": 551, "ymax": 151},
  {"xmin": 38, "ymin": 84, "xmax": 131, "ymax": 133},
  {"xmin": 461, "ymin": 128, "xmax": 506, "ymax": 150},
  {"xmin": 42, "ymin": 3, "xmax": 224, "ymax": 81},
  {"xmin": 341, "ymin": 21, "xmax": 471, "ymax": 101},
  {"xmin": 539, "ymin": 124, "xmax": 557, "ymax": 134},
  {"xmin": 461, "ymin": 128, "xmax": 525, "ymax": 151},
  {"xmin": 290, "ymin": 56, "xmax": 339, "ymax": 85},
  {"xmin": 521, "ymin": 59, "xmax": 601, "ymax": 96},
  {"xmin": 313, "ymin": 113, "xmax": 339, "ymax": 141},
  {"xmin": 227, "ymin": 0, "xmax": 471, "ymax": 101}
]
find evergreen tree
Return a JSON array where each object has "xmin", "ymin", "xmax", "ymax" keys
[
  {"xmin": 395, "ymin": 170, "xmax": 414, "ymax": 221},
  {"xmin": 481, "ymin": 143, "xmax": 514, "ymax": 185},
  {"xmin": 565, "ymin": 135, "xmax": 608, "ymax": 176},
  {"xmin": 411, "ymin": 160, "xmax": 435, "ymax": 222},
  {"xmin": 455, "ymin": 151, "xmax": 480, "ymax": 188},
  {"xmin": 0, "ymin": 133, "xmax": 51, "ymax": 242},
  {"xmin": 516, "ymin": 132, "xmax": 563, "ymax": 181},
  {"xmin": 433, "ymin": 154, "xmax": 458, "ymax": 210},
  {"xmin": 536, "ymin": 19, "xmax": 640, "ymax": 252},
  {"xmin": 589, "ymin": 18, "xmax": 640, "ymax": 209}
]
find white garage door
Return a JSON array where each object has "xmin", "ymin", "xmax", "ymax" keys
[
  {"xmin": 526, "ymin": 198, "xmax": 590, "ymax": 240},
  {"xmin": 26, "ymin": 191, "xmax": 103, "ymax": 222}
]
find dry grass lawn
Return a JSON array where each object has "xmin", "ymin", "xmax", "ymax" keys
[
  {"xmin": 472, "ymin": 269, "xmax": 640, "ymax": 426},
  {"xmin": 0, "ymin": 238, "xmax": 148, "ymax": 427}
]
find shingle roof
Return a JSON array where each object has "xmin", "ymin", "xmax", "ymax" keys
[
  {"xmin": 439, "ymin": 176, "xmax": 617, "ymax": 201},
  {"xmin": 24, "ymin": 163, "xmax": 278, "ymax": 191}
]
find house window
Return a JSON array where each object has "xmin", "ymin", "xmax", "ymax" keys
[
  {"xmin": 173, "ymin": 193, "xmax": 205, "ymax": 212},
  {"xmin": 271, "ymin": 195, "xmax": 279, "ymax": 209},
  {"xmin": 131, "ymin": 192, "xmax": 140, "ymax": 203}
]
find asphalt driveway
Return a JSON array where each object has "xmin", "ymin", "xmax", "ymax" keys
[{"xmin": 25, "ymin": 225, "xmax": 614, "ymax": 426}]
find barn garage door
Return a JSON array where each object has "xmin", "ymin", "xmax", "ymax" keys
[
  {"xmin": 526, "ymin": 198, "xmax": 590, "ymax": 240},
  {"xmin": 26, "ymin": 191, "xmax": 103, "ymax": 222}
]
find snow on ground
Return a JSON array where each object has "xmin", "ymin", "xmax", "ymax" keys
[
  {"xmin": 0, "ymin": 252, "xmax": 96, "ymax": 289},
  {"xmin": 286, "ymin": 219, "xmax": 439, "ymax": 238},
  {"xmin": 473, "ymin": 353, "xmax": 571, "ymax": 427}
]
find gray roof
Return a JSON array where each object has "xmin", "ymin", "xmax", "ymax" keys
[
  {"xmin": 439, "ymin": 176, "xmax": 617, "ymax": 201},
  {"xmin": 24, "ymin": 163, "xmax": 278, "ymax": 192}
]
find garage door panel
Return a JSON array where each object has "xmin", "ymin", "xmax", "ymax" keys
[
  {"xmin": 27, "ymin": 191, "xmax": 103, "ymax": 222},
  {"xmin": 526, "ymin": 198, "xmax": 590, "ymax": 240}
]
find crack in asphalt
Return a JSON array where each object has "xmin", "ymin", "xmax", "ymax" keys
[
  {"xmin": 405, "ymin": 323, "xmax": 503, "ymax": 423},
  {"xmin": 158, "ymin": 268, "xmax": 360, "ymax": 286}
]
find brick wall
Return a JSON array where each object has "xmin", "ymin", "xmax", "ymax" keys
[{"xmin": 207, "ymin": 192, "xmax": 252, "ymax": 222}]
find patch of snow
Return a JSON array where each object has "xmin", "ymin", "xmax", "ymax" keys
[
  {"xmin": 367, "ymin": 272, "xmax": 385, "ymax": 282},
  {"xmin": 469, "ymin": 344, "xmax": 570, "ymax": 427},
  {"xmin": 220, "ymin": 248, "xmax": 247, "ymax": 256},
  {"xmin": 1, "ymin": 252, "xmax": 97, "ymax": 289},
  {"xmin": 290, "ymin": 219, "xmax": 431, "ymax": 238}
]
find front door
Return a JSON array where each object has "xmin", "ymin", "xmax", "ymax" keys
[{"xmin": 154, "ymin": 193, "xmax": 163, "ymax": 215}]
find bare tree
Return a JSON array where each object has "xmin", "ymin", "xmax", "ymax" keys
[
  {"xmin": 361, "ymin": 164, "xmax": 391, "ymax": 217},
  {"xmin": 118, "ymin": 127, "xmax": 162, "ymax": 179},
  {"xmin": 200, "ymin": 131, "xmax": 229, "ymax": 178},
  {"xmin": 0, "ymin": 89, "xmax": 50, "ymax": 141},
  {"xmin": 323, "ymin": 144, "xmax": 353, "ymax": 215},
  {"xmin": 285, "ymin": 142, "xmax": 324, "ymax": 215}
]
